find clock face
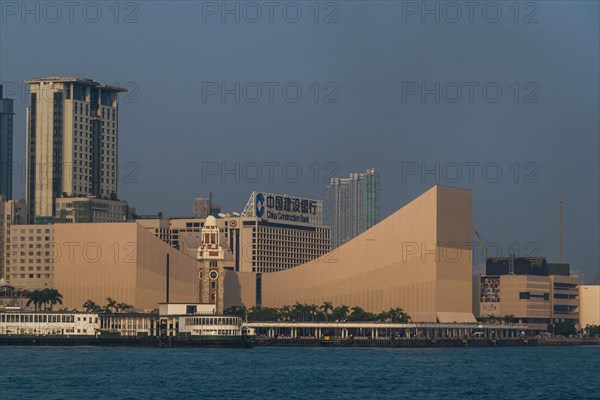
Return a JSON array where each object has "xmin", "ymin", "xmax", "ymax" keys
[{"xmin": 209, "ymin": 270, "xmax": 219, "ymax": 280}]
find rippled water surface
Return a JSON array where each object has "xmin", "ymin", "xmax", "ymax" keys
[{"xmin": 1, "ymin": 346, "xmax": 599, "ymax": 399}]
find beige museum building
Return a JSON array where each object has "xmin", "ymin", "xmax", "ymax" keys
[
  {"xmin": 53, "ymin": 222, "xmax": 198, "ymax": 310},
  {"xmin": 225, "ymin": 185, "xmax": 476, "ymax": 322}
]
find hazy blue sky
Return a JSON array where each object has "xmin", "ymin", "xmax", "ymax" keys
[{"xmin": 1, "ymin": 1, "xmax": 598, "ymax": 281}]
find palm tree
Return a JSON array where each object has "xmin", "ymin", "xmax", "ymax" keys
[
  {"xmin": 320, "ymin": 301, "xmax": 333, "ymax": 321},
  {"xmin": 247, "ymin": 306, "xmax": 260, "ymax": 322},
  {"xmin": 44, "ymin": 289, "xmax": 63, "ymax": 311},
  {"xmin": 384, "ymin": 308, "xmax": 411, "ymax": 323},
  {"xmin": 82, "ymin": 299, "xmax": 101, "ymax": 312},
  {"xmin": 348, "ymin": 306, "xmax": 376, "ymax": 321},
  {"xmin": 116, "ymin": 303, "xmax": 133, "ymax": 313},
  {"xmin": 26, "ymin": 290, "xmax": 45, "ymax": 311},
  {"xmin": 105, "ymin": 297, "xmax": 118, "ymax": 313},
  {"xmin": 332, "ymin": 305, "xmax": 350, "ymax": 322},
  {"xmin": 291, "ymin": 303, "xmax": 305, "ymax": 321},
  {"xmin": 309, "ymin": 304, "xmax": 319, "ymax": 321},
  {"xmin": 280, "ymin": 305, "xmax": 292, "ymax": 321},
  {"xmin": 224, "ymin": 305, "xmax": 246, "ymax": 318}
]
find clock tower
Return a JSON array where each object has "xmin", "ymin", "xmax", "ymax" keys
[{"xmin": 196, "ymin": 215, "xmax": 225, "ymax": 314}]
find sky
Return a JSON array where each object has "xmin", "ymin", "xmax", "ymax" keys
[{"xmin": 1, "ymin": 1, "xmax": 598, "ymax": 282}]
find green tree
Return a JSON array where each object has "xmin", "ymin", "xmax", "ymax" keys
[
  {"xmin": 320, "ymin": 301, "xmax": 334, "ymax": 321},
  {"xmin": 224, "ymin": 305, "xmax": 246, "ymax": 318},
  {"xmin": 116, "ymin": 302, "xmax": 133, "ymax": 313},
  {"xmin": 105, "ymin": 297, "xmax": 118, "ymax": 313},
  {"xmin": 502, "ymin": 315, "xmax": 515, "ymax": 324},
  {"xmin": 586, "ymin": 325, "xmax": 600, "ymax": 336},
  {"xmin": 279, "ymin": 305, "xmax": 292, "ymax": 321},
  {"xmin": 292, "ymin": 303, "xmax": 307, "ymax": 321},
  {"xmin": 26, "ymin": 290, "xmax": 45, "ymax": 311},
  {"xmin": 82, "ymin": 300, "xmax": 101, "ymax": 312},
  {"xmin": 332, "ymin": 305, "xmax": 350, "ymax": 322},
  {"xmin": 309, "ymin": 304, "xmax": 320, "ymax": 321},
  {"xmin": 348, "ymin": 306, "xmax": 377, "ymax": 322},
  {"xmin": 43, "ymin": 289, "xmax": 63, "ymax": 311},
  {"xmin": 553, "ymin": 321, "xmax": 577, "ymax": 336},
  {"xmin": 383, "ymin": 308, "xmax": 411, "ymax": 323}
]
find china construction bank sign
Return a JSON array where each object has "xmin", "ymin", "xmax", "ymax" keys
[{"xmin": 242, "ymin": 191, "xmax": 323, "ymax": 225}]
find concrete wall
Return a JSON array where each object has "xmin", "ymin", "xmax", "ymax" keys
[
  {"xmin": 53, "ymin": 222, "xmax": 198, "ymax": 310},
  {"xmin": 579, "ymin": 285, "xmax": 600, "ymax": 327},
  {"xmin": 227, "ymin": 186, "xmax": 473, "ymax": 322},
  {"xmin": 497, "ymin": 275, "xmax": 551, "ymax": 320},
  {"xmin": 550, "ymin": 275, "xmax": 579, "ymax": 322},
  {"xmin": 224, "ymin": 270, "xmax": 256, "ymax": 309}
]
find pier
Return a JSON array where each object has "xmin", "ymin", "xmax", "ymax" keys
[{"xmin": 245, "ymin": 321, "xmax": 533, "ymax": 341}]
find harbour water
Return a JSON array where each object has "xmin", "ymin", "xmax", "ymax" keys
[{"xmin": 1, "ymin": 346, "xmax": 598, "ymax": 399}]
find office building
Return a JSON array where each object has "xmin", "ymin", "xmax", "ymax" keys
[
  {"xmin": 24, "ymin": 77, "xmax": 127, "ymax": 220},
  {"xmin": 225, "ymin": 186, "xmax": 476, "ymax": 322},
  {"xmin": 54, "ymin": 196, "xmax": 129, "ymax": 223},
  {"xmin": 476, "ymin": 274, "xmax": 579, "ymax": 329},
  {"xmin": 0, "ymin": 85, "xmax": 15, "ymax": 200},
  {"xmin": 326, "ymin": 168, "xmax": 380, "ymax": 249}
]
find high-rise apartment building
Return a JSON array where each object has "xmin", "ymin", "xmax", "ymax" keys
[
  {"xmin": 326, "ymin": 168, "xmax": 380, "ymax": 249},
  {"xmin": 0, "ymin": 85, "xmax": 15, "ymax": 200},
  {"xmin": 24, "ymin": 77, "xmax": 127, "ymax": 220}
]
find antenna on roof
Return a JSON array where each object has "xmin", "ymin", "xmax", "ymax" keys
[{"xmin": 558, "ymin": 200, "xmax": 564, "ymax": 263}]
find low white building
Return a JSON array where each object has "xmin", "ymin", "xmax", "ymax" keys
[
  {"xmin": 158, "ymin": 302, "xmax": 242, "ymax": 337},
  {"xmin": 0, "ymin": 311, "xmax": 99, "ymax": 336}
]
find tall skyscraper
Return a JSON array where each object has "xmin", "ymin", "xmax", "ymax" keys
[
  {"xmin": 24, "ymin": 77, "xmax": 127, "ymax": 219},
  {"xmin": 0, "ymin": 85, "xmax": 15, "ymax": 200},
  {"xmin": 326, "ymin": 168, "xmax": 380, "ymax": 249}
]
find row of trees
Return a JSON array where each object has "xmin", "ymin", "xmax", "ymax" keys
[
  {"xmin": 82, "ymin": 298, "xmax": 133, "ymax": 313},
  {"xmin": 25, "ymin": 289, "xmax": 63, "ymax": 311},
  {"xmin": 26, "ymin": 290, "xmax": 133, "ymax": 313},
  {"xmin": 224, "ymin": 302, "xmax": 411, "ymax": 323},
  {"xmin": 479, "ymin": 314, "xmax": 516, "ymax": 324}
]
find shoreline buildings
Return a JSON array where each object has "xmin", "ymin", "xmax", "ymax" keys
[
  {"xmin": 326, "ymin": 168, "xmax": 380, "ymax": 249},
  {"xmin": 5, "ymin": 184, "xmax": 478, "ymax": 323},
  {"xmin": 0, "ymin": 74, "xmax": 591, "ymax": 331}
]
